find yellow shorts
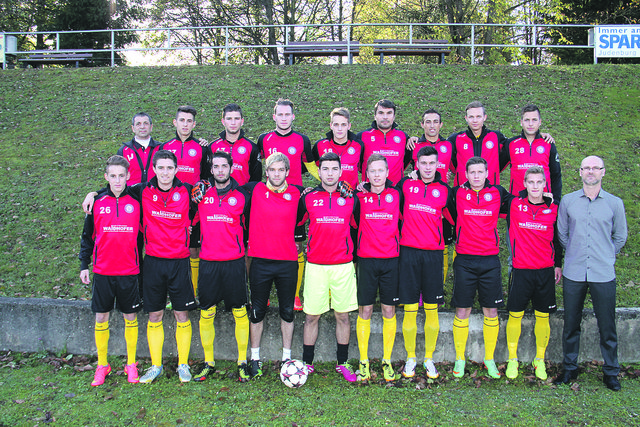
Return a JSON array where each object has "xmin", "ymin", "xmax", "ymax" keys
[{"xmin": 303, "ymin": 262, "xmax": 358, "ymax": 315}]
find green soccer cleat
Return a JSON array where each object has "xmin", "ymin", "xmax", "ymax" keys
[
  {"xmin": 484, "ymin": 359, "xmax": 501, "ymax": 379},
  {"xmin": 358, "ymin": 360, "xmax": 371, "ymax": 381},
  {"xmin": 249, "ymin": 359, "xmax": 263, "ymax": 379},
  {"xmin": 506, "ymin": 359, "xmax": 519, "ymax": 379},
  {"xmin": 193, "ymin": 362, "xmax": 215, "ymax": 382},
  {"xmin": 532, "ymin": 358, "xmax": 548, "ymax": 381},
  {"xmin": 453, "ymin": 359, "xmax": 465, "ymax": 378},
  {"xmin": 238, "ymin": 362, "xmax": 251, "ymax": 382},
  {"xmin": 139, "ymin": 365, "xmax": 163, "ymax": 383},
  {"xmin": 382, "ymin": 360, "xmax": 397, "ymax": 382}
]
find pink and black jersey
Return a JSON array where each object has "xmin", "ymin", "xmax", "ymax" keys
[
  {"xmin": 448, "ymin": 126, "xmax": 506, "ymax": 186},
  {"xmin": 79, "ymin": 187, "xmax": 141, "ymax": 276},
  {"xmin": 197, "ymin": 178, "xmax": 250, "ymax": 261},
  {"xmin": 257, "ymin": 130, "xmax": 313, "ymax": 186},
  {"xmin": 398, "ymin": 174, "xmax": 451, "ymax": 251},
  {"xmin": 312, "ymin": 130, "xmax": 364, "ymax": 188},
  {"xmin": 447, "ymin": 180, "xmax": 509, "ymax": 256},
  {"xmin": 245, "ymin": 181, "xmax": 304, "ymax": 261},
  {"xmin": 161, "ymin": 133, "xmax": 207, "ymax": 185},
  {"xmin": 117, "ymin": 138, "xmax": 162, "ymax": 185},
  {"xmin": 503, "ymin": 132, "xmax": 562, "ymax": 200},
  {"xmin": 208, "ymin": 130, "xmax": 262, "ymax": 185},
  {"xmin": 354, "ymin": 181, "xmax": 401, "ymax": 259},
  {"xmin": 358, "ymin": 122, "xmax": 409, "ymax": 185},
  {"xmin": 410, "ymin": 136, "xmax": 454, "ymax": 181},
  {"xmin": 300, "ymin": 187, "xmax": 358, "ymax": 265},
  {"xmin": 507, "ymin": 193, "xmax": 562, "ymax": 269}
]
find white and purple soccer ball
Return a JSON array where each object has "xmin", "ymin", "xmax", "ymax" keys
[{"xmin": 280, "ymin": 359, "xmax": 309, "ymax": 388}]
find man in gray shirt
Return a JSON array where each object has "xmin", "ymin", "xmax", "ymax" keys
[{"xmin": 554, "ymin": 155, "xmax": 627, "ymax": 391}]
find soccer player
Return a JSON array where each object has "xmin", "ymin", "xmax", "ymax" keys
[
  {"xmin": 190, "ymin": 151, "xmax": 252, "ymax": 382},
  {"xmin": 354, "ymin": 154, "xmax": 401, "ymax": 382},
  {"xmin": 447, "ymin": 156, "xmax": 509, "ymax": 379},
  {"xmin": 504, "ymin": 166, "xmax": 563, "ymax": 381},
  {"xmin": 117, "ymin": 112, "xmax": 163, "ymax": 185},
  {"xmin": 79, "ymin": 155, "xmax": 142, "ymax": 386},
  {"xmin": 161, "ymin": 106, "xmax": 208, "ymax": 296},
  {"xmin": 257, "ymin": 98, "xmax": 317, "ymax": 311},
  {"xmin": 357, "ymin": 99, "xmax": 409, "ymax": 185},
  {"xmin": 244, "ymin": 152, "xmax": 306, "ymax": 378},
  {"xmin": 555, "ymin": 156, "xmax": 627, "ymax": 391},
  {"xmin": 300, "ymin": 152, "xmax": 359, "ymax": 382},
  {"xmin": 397, "ymin": 146, "xmax": 451, "ymax": 380},
  {"xmin": 207, "ymin": 103, "xmax": 262, "ymax": 185}
]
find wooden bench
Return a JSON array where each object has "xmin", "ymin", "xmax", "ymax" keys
[
  {"xmin": 21, "ymin": 51, "xmax": 93, "ymax": 68},
  {"xmin": 373, "ymin": 39, "xmax": 451, "ymax": 64},
  {"xmin": 283, "ymin": 41, "xmax": 360, "ymax": 64}
]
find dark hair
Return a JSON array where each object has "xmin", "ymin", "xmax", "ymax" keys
[
  {"xmin": 211, "ymin": 150, "xmax": 233, "ymax": 168},
  {"xmin": 465, "ymin": 156, "xmax": 487, "ymax": 171},
  {"xmin": 177, "ymin": 105, "xmax": 197, "ymax": 119},
  {"xmin": 153, "ymin": 150, "xmax": 178, "ymax": 168},
  {"xmin": 366, "ymin": 153, "xmax": 388, "ymax": 169},
  {"xmin": 521, "ymin": 104, "xmax": 541, "ymax": 119},
  {"xmin": 222, "ymin": 103, "xmax": 243, "ymax": 119},
  {"xmin": 417, "ymin": 146, "xmax": 438, "ymax": 160},
  {"xmin": 106, "ymin": 155, "xmax": 130, "ymax": 172},
  {"xmin": 318, "ymin": 152, "xmax": 341, "ymax": 168},
  {"xmin": 132, "ymin": 112, "xmax": 152, "ymax": 126},
  {"xmin": 274, "ymin": 98, "xmax": 294, "ymax": 114},
  {"xmin": 374, "ymin": 99, "xmax": 396, "ymax": 114},
  {"xmin": 421, "ymin": 109, "xmax": 441, "ymax": 122}
]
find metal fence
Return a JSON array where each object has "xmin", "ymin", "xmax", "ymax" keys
[{"xmin": 3, "ymin": 22, "xmax": 596, "ymax": 68}]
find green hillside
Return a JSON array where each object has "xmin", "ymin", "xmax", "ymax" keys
[{"xmin": 0, "ymin": 64, "xmax": 637, "ymax": 305}]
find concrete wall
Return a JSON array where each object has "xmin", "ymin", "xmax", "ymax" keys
[{"xmin": 1, "ymin": 297, "xmax": 639, "ymax": 363}]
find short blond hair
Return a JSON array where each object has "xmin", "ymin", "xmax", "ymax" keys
[{"xmin": 266, "ymin": 152, "xmax": 290, "ymax": 170}]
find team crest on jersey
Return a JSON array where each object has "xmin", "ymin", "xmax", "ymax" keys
[
  {"xmin": 393, "ymin": 136, "xmax": 401, "ymax": 143},
  {"xmin": 543, "ymin": 209, "xmax": 552, "ymax": 214},
  {"xmin": 432, "ymin": 189, "xmax": 441, "ymax": 198},
  {"xmin": 483, "ymin": 193, "xmax": 493, "ymax": 201},
  {"xmin": 486, "ymin": 141, "xmax": 494, "ymax": 149},
  {"xmin": 536, "ymin": 146, "xmax": 545, "ymax": 154},
  {"xmin": 347, "ymin": 147, "xmax": 356, "ymax": 155},
  {"xmin": 281, "ymin": 193, "xmax": 291, "ymax": 201},
  {"xmin": 228, "ymin": 197, "xmax": 237, "ymax": 206},
  {"xmin": 172, "ymin": 192, "xmax": 181, "ymax": 202},
  {"xmin": 439, "ymin": 146, "xmax": 448, "ymax": 153},
  {"xmin": 288, "ymin": 146, "xmax": 297, "ymax": 155},
  {"xmin": 385, "ymin": 194, "xmax": 394, "ymax": 203},
  {"xmin": 188, "ymin": 148, "xmax": 197, "ymax": 157},
  {"xmin": 337, "ymin": 197, "xmax": 346, "ymax": 206},
  {"xmin": 237, "ymin": 146, "xmax": 247, "ymax": 155},
  {"xmin": 124, "ymin": 204, "xmax": 135, "ymax": 214}
]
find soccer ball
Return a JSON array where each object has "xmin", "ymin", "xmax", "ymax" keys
[{"xmin": 280, "ymin": 359, "xmax": 309, "ymax": 388}]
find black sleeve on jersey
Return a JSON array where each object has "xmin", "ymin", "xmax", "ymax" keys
[
  {"xmin": 182, "ymin": 183, "xmax": 198, "ymax": 222},
  {"xmin": 311, "ymin": 141, "xmax": 320, "ymax": 163},
  {"xmin": 79, "ymin": 212, "xmax": 95, "ymax": 270},
  {"xmin": 447, "ymin": 186, "xmax": 459, "ymax": 226},
  {"xmin": 248, "ymin": 141, "xmax": 263, "ymax": 182},
  {"xmin": 500, "ymin": 137, "xmax": 514, "ymax": 171},
  {"xmin": 400, "ymin": 131, "xmax": 412, "ymax": 169},
  {"xmin": 297, "ymin": 191, "xmax": 310, "ymax": 227},
  {"xmin": 301, "ymin": 134, "xmax": 313, "ymax": 163},
  {"xmin": 396, "ymin": 177, "xmax": 408, "ymax": 215},
  {"xmin": 128, "ymin": 183, "xmax": 144, "ymax": 201},
  {"xmin": 498, "ymin": 185, "xmax": 513, "ymax": 215},
  {"xmin": 351, "ymin": 195, "xmax": 360, "ymax": 228},
  {"xmin": 116, "ymin": 144, "xmax": 125, "ymax": 156},
  {"xmin": 256, "ymin": 134, "xmax": 266, "ymax": 158},
  {"xmin": 447, "ymin": 132, "xmax": 459, "ymax": 170},
  {"xmin": 549, "ymin": 143, "xmax": 562, "ymax": 201}
]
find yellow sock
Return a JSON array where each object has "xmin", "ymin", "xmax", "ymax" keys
[
  {"xmin": 95, "ymin": 321, "xmax": 109, "ymax": 366},
  {"xmin": 124, "ymin": 318, "xmax": 138, "ymax": 365},
  {"xmin": 506, "ymin": 311, "xmax": 524, "ymax": 360},
  {"xmin": 534, "ymin": 311, "xmax": 550, "ymax": 360},
  {"xmin": 483, "ymin": 316, "xmax": 499, "ymax": 361},
  {"xmin": 296, "ymin": 251, "xmax": 305, "ymax": 298},
  {"xmin": 356, "ymin": 316, "xmax": 371, "ymax": 361},
  {"xmin": 199, "ymin": 307, "xmax": 216, "ymax": 363},
  {"xmin": 147, "ymin": 321, "xmax": 164, "ymax": 367},
  {"xmin": 402, "ymin": 304, "xmax": 419, "ymax": 359},
  {"xmin": 443, "ymin": 245, "xmax": 449, "ymax": 283},
  {"xmin": 233, "ymin": 307, "xmax": 250, "ymax": 364},
  {"xmin": 383, "ymin": 315, "xmax": 396, "ymax": 361},
  {"xmin": 190, "ymin": 257, "xmax": 199, "ymax": 296},
  {"xmin": 424, "ymin": 304, "xmax": 439, "ymax": 359},
  {"xmin": 453, "ymin": 316, "xmax": 469, "ymax": 361},
  {"xmin": 176, "ymin": 320, "xmax": 192, "ymax": 366}
]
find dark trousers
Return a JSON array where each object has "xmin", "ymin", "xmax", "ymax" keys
[{"xmin": 562, "ymin": 276, "xmax": 619, "ymax": 376}]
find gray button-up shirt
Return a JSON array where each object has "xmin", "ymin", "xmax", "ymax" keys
[{"xmin": 557, "ymin": 188, "xmax": 627, "ymax": 282}]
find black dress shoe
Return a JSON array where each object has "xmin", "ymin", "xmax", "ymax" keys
[
  {"xmin": 603, "ymin": 375, "xmax": 621, "ymax": 391},
  {"xmin": 553, "ymin": 369, "xmax": 578, "ymax": 385}
]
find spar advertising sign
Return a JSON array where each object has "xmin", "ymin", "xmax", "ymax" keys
[{"xmin": 595, "ymin": 25, "xmax": 640, "ymax": 58}]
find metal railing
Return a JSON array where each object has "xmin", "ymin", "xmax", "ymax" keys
[{"xmin": 3, "ymin": 22, "xmax": 596, "ymax": 68}]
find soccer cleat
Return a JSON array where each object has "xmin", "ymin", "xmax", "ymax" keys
[
  {"xmin": 124, "ymin": 362, "xmax": 139, "ymax": 384},
  {"xmin": 249, "ymin": 359, "xmax": 263, "ymax": 379},
  {"xmin": 506, "ymin": 359, "xmax": 519, "ymax": 379},
  {"xmin": 139, "ymin": 365, "xmax": 163, "ymax": 383},
  {"xmin": 402, "ymin": 358, "xmax": 417, "ymax": 378},
  {"xmin": 532, "ymin": 358, "xmax": 547, "ymax": 381},
  {"xmin": 294, "ymin": 296, "xmax": 303, "ymax": 311},
  {"xmin": 177, "ymin": 364, "xmax": 192, "ymax": 383},
  {"xmin": 305, "ymin": 364, "xmax": 315, "ymax": 374},
  {"xmin": 238, "ymin": 362, "xmax": 251, "ymax": 382},
  {"xmin": 453, "ymin": 360, "xmax": 465, "ymax": 378},
  {"xmin": 193, "ymin": 362, "xmax": 215, "ymax": 382},
  {"xmin": 423, "ymin": 359, "xmax": 440, "ymax": 379},
  {"xmin": 335, "ymin": 363, "xmax": 357, "ymax": 382},
  {"xmin": 382, "ymin": 360, "xmax": 396, "ymax": 382},
  {"xmin": 484, "ymin": 359, "xmax": 501, "ymax": 379},
  {"xmin": 358, "ymin": 360, "xmax": 371, "ymax": 381},
  {"xmin": 91, "ymin": 364, "xmax": 111, "ymax": 386}
]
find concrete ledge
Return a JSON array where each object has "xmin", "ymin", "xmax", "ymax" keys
[{"xmin": 1, "ymin": 297, "xmax": 639, "ymax": 363}]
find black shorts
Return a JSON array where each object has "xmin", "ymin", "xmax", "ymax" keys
[
  {"xmin": 248, "ymin": 258, "xmax": 297, "ymax": 323},
  {"xmin": 190, "ymin": 223, "xmax": 201, "ymax": 249},
  {"xmin": 356, "ymin": 257, "xmax": 399, "ymax": 306},
  {"xmin": 143, "ymin": 255, "xmax": 197, "ymax": 312},
  {"xmin": 507, "ymin": 267, "xmax": 557, "ymax": 313},
  {"xmin": 398, "ymin": 246, "xmax": 444, "ymax": 305},
  {"xmin": 451, "ymin": 254, "xmax": 504, "ymax": 309},
  {"xmin": 91, "ymin": 273, "xmax": 142, "ymax": 314},
  {"xmin": 198, "ymin": 257, "xmax": 248, "ymax": 310}
]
